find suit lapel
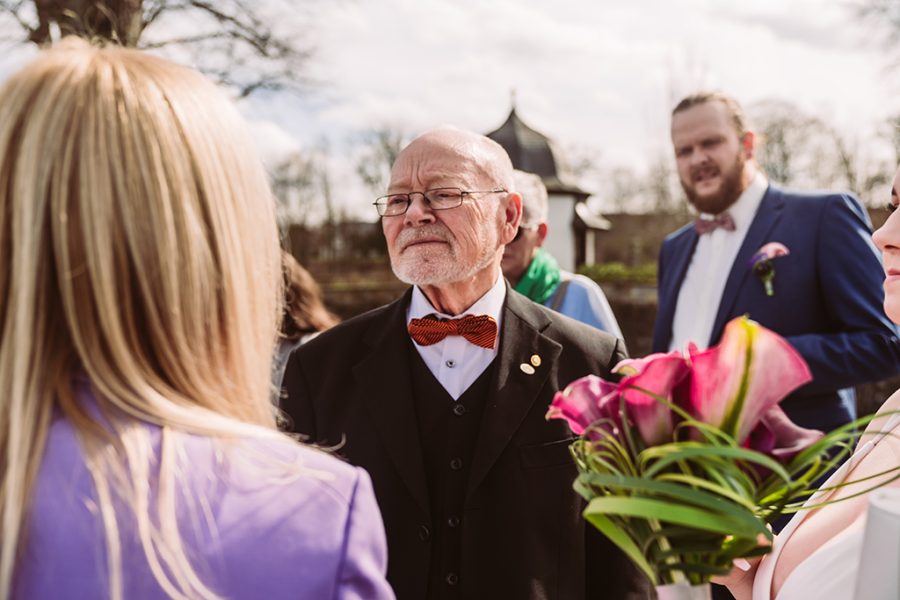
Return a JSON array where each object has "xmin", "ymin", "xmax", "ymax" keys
[
  {"xmin": 352, "ymin": 289, "xmax": 430, "ymax": 518},
  {"xmin": 467, "ymin": 287, "xmax": 562, "ymax": 499},
  {"xmin": 654, "ymin": 228, "xmax": 699, "ymax": 352},
  {"xmin": 710, "ymin": 185, "xmax": 786, "ymax": 344}
]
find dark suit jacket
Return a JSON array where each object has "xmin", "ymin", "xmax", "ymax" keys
[
  {"xmin": 653, "ymin": 185, "xmax": 900, "ymax": 430},
  {"xmin": 282, "ymin": 286, "xmax": 651, "ymax": 599}
]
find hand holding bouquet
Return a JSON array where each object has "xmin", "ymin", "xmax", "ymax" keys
[{"xmin": 547, "ymin": 316, "xmax": 872, "ymax": 589}]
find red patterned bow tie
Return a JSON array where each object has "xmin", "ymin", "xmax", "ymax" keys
[
  {"xmin": 408, "ymin": 314, "xmax": 498, "ymax": 349},
  {"xmin": 694, "ymin": 212, "xmax": 736, "ymax": 235}
]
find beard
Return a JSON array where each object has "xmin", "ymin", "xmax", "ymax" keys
[
  {"xmin": 681, "ymin": 151, "xmax": 746, "ymax": 215},
  {"xmin": 390, "ymin": 223, "xmax": 497, "ymax": 286}
]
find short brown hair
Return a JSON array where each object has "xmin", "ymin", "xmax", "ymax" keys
[{"xmin": 672, "ymin": 91, "xmax": 749, "ymax": 136}]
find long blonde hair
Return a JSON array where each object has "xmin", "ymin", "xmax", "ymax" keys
[{"xmin": 0, "ymin": 39, "xmax": 285, "ymax": 598}]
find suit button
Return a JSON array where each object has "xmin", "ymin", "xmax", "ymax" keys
[
  {"xmin": 452, "ymin": 404, "xmax": 466, "ymax": 417},
  {"xmin": 447, "ymin": 515, "xmax": 461, "ymax": 528},
  {"xmin": 418, "ymin": 525, "xmax": 431, "ymax": 542},
  {"xmin": 449, "ymin": 457, "xmax": 463, "ymax": 471},
  {"xmin": 445, "ymin": 572, "xmax": 459, "ymax": 586}
]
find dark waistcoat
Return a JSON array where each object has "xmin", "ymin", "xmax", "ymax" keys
[{"xmin": 410, "ymin": 348, "xmax": 495, "ymax": 600}]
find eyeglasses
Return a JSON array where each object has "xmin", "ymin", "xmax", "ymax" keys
[{"xmin": 374, "ymin": 187, "xmax": 507, "ymax": 217}]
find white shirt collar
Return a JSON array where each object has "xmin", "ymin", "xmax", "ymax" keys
[
  {"xmin": 699, "ymin": 171, "xmax": 768, "ymax": 233},
  {"xmin": 408, "ymin": 273, "xmax": 506, "ymax": 327}
]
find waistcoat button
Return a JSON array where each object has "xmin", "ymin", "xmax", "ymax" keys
[{"xmin": 418, "ymin": 524, "xmax": 431, "ymax": 541}]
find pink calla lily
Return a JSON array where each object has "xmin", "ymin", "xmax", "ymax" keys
[
  {"xmin": 746, "ymin": 404, "xmax": 824, "ymax": 463},
  {"xmin": 686, "ymin": 317, "xmax": 813, "ymax": 444},
  {"xmin": 614, "ymin": 352, "xmax": 691, "ymax": 446},
  {"xmin": 547, "ymin": 375, "xmax": 620, "ymax": 436}
]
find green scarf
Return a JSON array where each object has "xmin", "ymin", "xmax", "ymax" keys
[{"xmin": 514, "ymin": 248, "xmax": 561, "ymax": 305}]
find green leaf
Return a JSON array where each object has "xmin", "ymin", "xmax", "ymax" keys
[
  {"xmin": 641, "ymin": 444, "xmax": 790, "ymax": 482},
  {"xmin": 584, "ymin": 497, "xmax": 766, "ymax": 538},
  {"xmin": 583, "ymin": 510, "xmax": 657, "ymax": 585},
  {"xmin": 656, "ymin": 473, "xmax": 757, "ymax": 511},
  {"xmin": 581, "ymin": 473, "xmax": 761, "ymax": 527}
]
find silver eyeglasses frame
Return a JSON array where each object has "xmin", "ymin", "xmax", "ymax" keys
[{"xmin": 373, "ymin": 187, "xmax": 507, "ymax": 217}]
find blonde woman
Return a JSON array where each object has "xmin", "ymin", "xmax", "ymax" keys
[{"xmin": 1, "ymin": 40, "xmax": 393, "ymax": 600}]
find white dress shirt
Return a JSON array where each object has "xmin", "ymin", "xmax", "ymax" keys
[
  {"xmin": 407, "ymin": 275, "xmax": 505, "ymax": 400},
  {"xmin": 669, "ymin": 172, "xmax": 768, "ymax": 352}
]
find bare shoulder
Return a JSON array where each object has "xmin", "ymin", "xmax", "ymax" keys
[{"xmin": 863, "ymin": 389, "xmax": 900, "ymax": 437}]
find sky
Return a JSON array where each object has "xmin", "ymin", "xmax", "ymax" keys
[
  {"xmin": 240, "ymin": 0, "xmax": 900, "ymax": 217},
  {"xmin": 1, "ymin": 0, "xmax": 897, "ymax": 219}
]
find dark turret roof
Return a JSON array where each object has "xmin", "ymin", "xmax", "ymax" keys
[{"xmin": 485, "ymin": 108, "xmax": 588, "ymax": 196}]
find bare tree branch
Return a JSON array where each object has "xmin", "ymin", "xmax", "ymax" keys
[{"xmin": 0, "ymin": 0, "xmax": 319, "ymax": 97}]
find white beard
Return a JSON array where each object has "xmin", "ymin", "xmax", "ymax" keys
[{"xmin": 390, "ymin": 223, "xmax": 497, "ymax": 286}]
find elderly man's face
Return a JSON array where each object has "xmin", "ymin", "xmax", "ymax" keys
[
  {"xmin": 382, "ymin": 137, "xmax": 510, "ymax": 287},
  {"xmin": 501, "ymin": 225, "xmax": 543, "ymax": 285}
]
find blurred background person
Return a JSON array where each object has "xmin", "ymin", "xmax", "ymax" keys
[
  {"xmin": 2, "ymin": 40, "xmax": 392, "ymax": 600},
  {"xmin": 274, "ymin": 251, "xmax": 340, "ymax": 390},
  {"xmin": 502, "ymin": 169, "xmax": 623, "ymax": 338}
]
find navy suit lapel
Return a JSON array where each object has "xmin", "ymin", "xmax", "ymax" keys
[
  {"xmin": 467, "ymin": 287, "xmax": 562, "ymax": 499},
  {"xmin": 653, "ymin": 227, "xmax": 699, "ymax": 352},
  {"xmin": 352, "ymin": 289, "xmax": 430, "ymax": 519},
  {"xmin": 709, "ymin": 185, "xmax": 786, "ymax": 344}
]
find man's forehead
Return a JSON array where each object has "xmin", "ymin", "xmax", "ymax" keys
[
  {"xmin": 672, "ymin": 102, "xmax": 734, "ymax": 137},
  {"xmin": 390, "ymin": 141, "xmax": 485, "ymax": 186}
]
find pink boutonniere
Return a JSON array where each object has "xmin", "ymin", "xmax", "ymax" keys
[{"xmin": 750, "ymin": 242, "xmax": 790, "ymax": 297}]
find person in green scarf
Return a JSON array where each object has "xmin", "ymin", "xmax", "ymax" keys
[{"xmin": 502, "ymin": 170, "xmax": 623, "ymax": 338}]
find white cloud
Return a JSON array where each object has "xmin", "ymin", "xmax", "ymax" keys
[{"xmin": 1, "ymin": 0, "xmax": 894, "ymax": 213}]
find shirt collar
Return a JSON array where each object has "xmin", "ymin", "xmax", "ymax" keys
[
  {"xmin": 408, "ymin": 273, "xmax": 506, "ymax": 326},
  {"xmin": 700, "ymin": 171, "xmax": 768, "ymax": 233}
]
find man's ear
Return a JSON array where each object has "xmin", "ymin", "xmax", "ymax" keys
[
  {"xmin": 536, "ymin": 222, "xmax": 549, "ymax": 247},
  {"xmin": 741, "ymin": 130, "xmax": 756, "ymax": 160},
  {"xmin": 502, "ymin": 191, "xmax": 522, "ymax": 244}
]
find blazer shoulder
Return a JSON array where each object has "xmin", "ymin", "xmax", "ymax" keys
[
  {"xmin": 773, "ymin": 186, "xmax": 870, "ymax": 228},
  {"xmin": 511, "ymin": 293, "xmax": 625, "ymax": 366},
  {"xmin": 661, "ymin": 221, "xmax": 695, "ymax": 250},
  {"xmin": 774, "ymin": 185, "xmax": 862, "ymax": 209},
  {"xmin": 294, "ymin": 295, "xmax": 405, "ymax": 355}
]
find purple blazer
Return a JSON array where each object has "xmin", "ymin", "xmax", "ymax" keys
[{"xmin": 13, "ymin": 388, "xmax": 394, "ymax": 600}]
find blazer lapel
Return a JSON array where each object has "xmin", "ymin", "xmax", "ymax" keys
[
  {"xmin": 467, "ymin": 287, "xmax": 562, "ymax": 499},
  {"xmin": 710, "ymin": 185, "xmax": 786, "ymax": 344},
  {"xmin": 653, "ymin": 228, "xmax": 699, "ymax": 352},
  {"xmin": 352, "ymin": 289, "xmax": 430, "ymax": 519}
]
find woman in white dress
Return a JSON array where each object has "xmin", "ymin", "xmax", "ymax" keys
[{"xmin": 717, "ymin": 168, "xmax": 900, "ymax": 600}]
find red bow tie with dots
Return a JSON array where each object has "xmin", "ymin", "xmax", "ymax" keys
[{"xmin": 408, "ymin": 314, "xmax": 498, "ymax": 349}]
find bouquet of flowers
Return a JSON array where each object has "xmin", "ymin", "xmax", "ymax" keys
[{"xmin": 547, "ymin": 316, "xmax": 869, "ymax": 591}]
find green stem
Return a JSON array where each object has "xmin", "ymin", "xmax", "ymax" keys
[{"xmin": 649, "ymin": 518, "xmax": 686, "ymax": 584}]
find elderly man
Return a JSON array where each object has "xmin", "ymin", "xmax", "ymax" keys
[
  {"xmin": 502, "ymin": 169, "xmax": 623, "ymax": 337},
  {"xmin": 281, "ymin": 127, "xmax": 650, "ymax": 599},
  {"xmin": 653, "ymin": 91, "xmax": 900, "ymax": 434}
]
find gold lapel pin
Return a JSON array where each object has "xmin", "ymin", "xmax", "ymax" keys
[
  {"xmin": 520, "ymin": 363, "xmax": 535, "ymax": 375},
  {"xmin": 530, "ymin": 354, "xmax": 541, "ymax": 367}
]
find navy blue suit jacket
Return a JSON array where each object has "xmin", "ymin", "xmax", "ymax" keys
[{"xmin": 652, "ymin": 184, "xmax": 900, "ymax": 430}]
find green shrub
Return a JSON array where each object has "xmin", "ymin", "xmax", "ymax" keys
[{"xmin": 578, "ymin": 262, "xmax": 657, "ymax": 284}]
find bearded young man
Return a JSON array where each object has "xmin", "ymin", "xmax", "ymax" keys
[
  {"xmin": 654, "ymin": 91, "xmax": 900, "ymax": 441},
  {"xmin": 281, "ymin": 127, "xmax": 650, "ymax": 600}
]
